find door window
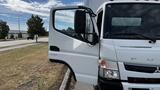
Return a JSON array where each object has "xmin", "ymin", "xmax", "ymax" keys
[
  {"xmin": 55, "ymin": 10, "xmax": 75, "ymax": 37},
  {"xmin": 54, "ymin": 9, "xmax": 95, "ymax": 43}
]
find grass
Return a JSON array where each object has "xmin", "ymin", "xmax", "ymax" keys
[{"xmin": 0, "ymin": 43, "xmax": 66, "ymax": 90}]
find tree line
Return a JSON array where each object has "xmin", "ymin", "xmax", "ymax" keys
[{"xmin": 0, "ymin": 15, "xmax": 47, "ymax": 39}]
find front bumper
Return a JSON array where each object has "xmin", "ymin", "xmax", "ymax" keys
[
  {"xmin": 98, "ymin": 77, "xmax": 160, "ymax": 90},
  {"xmin": 122, "ymin": 82, "xmax": 160, "ymax": 90},
  {"xmin": 98, "ymin": 77, "xmax": 123, "ymax": 90}
]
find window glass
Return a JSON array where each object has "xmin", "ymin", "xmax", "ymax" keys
[
  {"xmin": 85, "ymin": 14, "xmax": 94, "ymax": 42},
  {"xmin": 55, "ymin": 10, "xmax": 75, "ymax": 37},
  {"xmin": 112, "ymin": 17, "xmax": 141, "ymax": 26},
  {"xmin": 104, "ymin": 3, "xmax": 160, "ymax": 39},
  {"xmin": 54, "ymin": 9, "xmax": 95, "ymax": 42}
]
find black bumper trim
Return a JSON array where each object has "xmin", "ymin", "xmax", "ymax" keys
[{"xmin": 98, "ymin": 76, "xmax": 123, "ymax": 90}]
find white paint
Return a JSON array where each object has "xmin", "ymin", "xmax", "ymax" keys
[{"xmin": 73, "ymin": 39, "xmax": 82, "ymax": 50}]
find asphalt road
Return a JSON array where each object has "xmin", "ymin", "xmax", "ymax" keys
[
  {"xmin": 0, "ymin": 37, "xmax": 48, "ymax": 48},
  {"xmin": 72, "ymin": 82, "xmax": 94, "ymax": 90}
]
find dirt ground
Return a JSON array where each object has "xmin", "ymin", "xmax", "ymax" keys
[
  {"xmin": 67, "ymin": 75, "xmax": 76, "ymax": 90},
  {"xmin": 0, "ymin": 43, "xmax": 67, "ymax": 90}
]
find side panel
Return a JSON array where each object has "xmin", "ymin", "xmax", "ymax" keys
[{"xmin": 49, "ymin": 30, "xmax": 99, "ymax": 85}]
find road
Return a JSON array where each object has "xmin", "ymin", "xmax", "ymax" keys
[
  {"xmin": 72, "ymin": 82, "xmax": 94, "ymax": 90},
  {"xmin": 0, "ymin": 37, "xmax": 48, "ymax": 48}
]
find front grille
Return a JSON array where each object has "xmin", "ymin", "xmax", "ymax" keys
[
  {"xmin": 124, "ymin": 64, "xmax": 157, "ymax": 73},
  {"xmin": 128, "ymin": 77, "xmax": 160, "ymax": 83}
]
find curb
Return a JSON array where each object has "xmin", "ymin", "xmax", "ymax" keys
[{"xmin": 59, "ymin": 69, "xmax": 70, "ymax": 90}]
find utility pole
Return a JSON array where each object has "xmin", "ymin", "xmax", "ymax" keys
[
  {"xmin": 17, "ymin": 15, "xmax": 21, "ymax": 39},
  {"xmin": 17, "ymin": 15, "xmax": 20, "ymax": 33}
]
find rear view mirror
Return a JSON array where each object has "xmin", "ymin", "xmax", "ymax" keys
[
  {"xmin": 74, "ymin": 10, "xmax": 86, "ymax": 34},
  {"xmin": 92, "ymin": 33, "xmax": 99, "ymax": 45}
]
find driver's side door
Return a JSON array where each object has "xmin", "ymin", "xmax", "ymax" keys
[{"xmin": 49, "ymin": 6, "xmax": 99, "ymax": 85}]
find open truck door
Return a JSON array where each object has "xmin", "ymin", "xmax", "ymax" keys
[{"xmin": 49, "ymin": 6, "xmax": 99, "ymax": 85}]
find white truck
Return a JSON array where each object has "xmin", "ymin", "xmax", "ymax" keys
[{"xmin": 49, "ymin": 0, "xmax": 160, "ymax": 90}]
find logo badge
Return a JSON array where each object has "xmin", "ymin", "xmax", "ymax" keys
[{"xmin": 155, "ymin": 67, "xmax": 160, "ymax": 73}]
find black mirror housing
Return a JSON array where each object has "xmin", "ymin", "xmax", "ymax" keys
[
  {"xmin": 91, "ymin": 33, "xmax": 99, "ymax": 45},
  {"xmin": 74, "ymin": 10, "xmax": 86, "ymax": 34}
]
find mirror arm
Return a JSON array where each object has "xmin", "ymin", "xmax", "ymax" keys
[
  {"xmin": 78, "ymin": 6, "xmax": 96, "ymax": 17},
  {"xmin": 87, "ymin": 33, "xmax": 99, "ymax": 45}
]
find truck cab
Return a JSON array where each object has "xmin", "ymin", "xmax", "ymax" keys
[{"xmin": 49, "ymin": 1, "xmax": 160, "ymax": 90}]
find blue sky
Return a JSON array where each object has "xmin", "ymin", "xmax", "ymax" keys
[{"xmin": 0, "ymin": 0, "xmax": 85, "ymax": 31}]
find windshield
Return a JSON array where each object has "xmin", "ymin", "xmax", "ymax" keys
[{"xmin": 104, "ymin": 3, "xmax": 160, "ymax": 40}]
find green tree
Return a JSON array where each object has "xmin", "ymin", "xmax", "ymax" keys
[
  {"xmin": 0, "ymin": 20, "xmax": 10, "ymax": 39},
  {"xmin": 26, "ymin": 15, "xmax": 46, "ymax": 36}
]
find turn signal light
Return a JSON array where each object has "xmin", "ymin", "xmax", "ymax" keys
[{"xmin": 99, "ymin": 59, "xmax": 107, "ymax": 69}]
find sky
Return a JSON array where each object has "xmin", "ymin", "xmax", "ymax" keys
[{"xmin": 0, "ymin": 0, "xmax": 85, "ymax": 31}]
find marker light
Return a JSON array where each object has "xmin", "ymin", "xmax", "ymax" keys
[
  {"xmin": 99, "ymin": 59, "xmax": 107, "ymax": 69},
  {"xmin": 99, "ymin": 59, "xmax": 120, "ymax": 80}
]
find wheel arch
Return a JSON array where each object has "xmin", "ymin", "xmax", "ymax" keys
[{"xmin": 49, "ymin": 59, "xmax": 77, "ymax": 81}]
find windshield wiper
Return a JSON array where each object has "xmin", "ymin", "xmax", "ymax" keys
[{"xmin": 108, "ymin": 32, "xmax": 156, "ymax": 43}]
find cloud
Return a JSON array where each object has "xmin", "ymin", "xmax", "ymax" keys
[
  {"xmin": 55, "ymin": 10, "xmax": 75, "ymax": 24},
  {"xmin": 42, "ymin": 17, "xmax": 48, "ymax": 20},
  {"xmin": 0, "ymin": 0, "xmax": 84, "ymax": 17},
  {"xmin": 0, "ymin": 0, "xmax": 65, "ymax": 17},
  {"xmin": 0, "ymin": 0, "xmax": 85, "ymax": 31},
  {"xmin": 0, "ymin": 13, "xmax": 10, "ymax": 17},
  {"xmin": 71, "ymin": 1, "xmax": 84, "ymax": 5}
]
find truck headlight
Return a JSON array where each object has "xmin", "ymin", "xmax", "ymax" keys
[{"xmin": 99, "ymin": 59, "xmax": 120, "ymax": 80}]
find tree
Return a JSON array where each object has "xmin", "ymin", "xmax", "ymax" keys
[
  {"xmin": 26, "ymin": 15, "xmax": 46, "ymax": 36},
  {"xmin": 0, "ymin": 20, "xmax": 10, "ymax": 39}
]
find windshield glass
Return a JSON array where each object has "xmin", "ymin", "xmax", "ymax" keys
[{"xmin": 104, "ymin": 3, "xmax": 160, "ymax": 39}]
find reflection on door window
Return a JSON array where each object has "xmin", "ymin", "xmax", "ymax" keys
[
  {"xmin": 55, "ymin": 10, "xmax": 75, "ymax": 36},
  {"xmin": 112, "ymin": 17, "xmax": 142, "ymax": 26},
  {"xmin": 85, "ymin": 14, "xmax": 94, "ymax": 42},
  {"xmin": 54, "ymin": 9, "xmax": 95, "ymax": 43}
]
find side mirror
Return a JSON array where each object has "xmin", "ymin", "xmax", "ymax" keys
[
  {"xmin": 91, "ymin": 33, "xmax": 99, "ymax": 45},
  {"xmin": 74, "ymin": 10, "xmax": 86, "ymax": 34}
]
